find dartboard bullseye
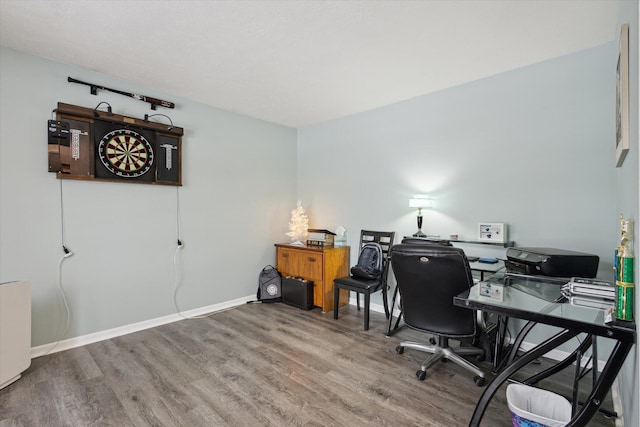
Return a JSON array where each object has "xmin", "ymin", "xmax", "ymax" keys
[{"xmin": 98, "ymin": 129, "xmax": 154, "ymax": 178}]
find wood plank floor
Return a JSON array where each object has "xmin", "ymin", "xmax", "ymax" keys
[{"xmin": 0, "ymin": 303, "xmax": 616, "ymax": 426}]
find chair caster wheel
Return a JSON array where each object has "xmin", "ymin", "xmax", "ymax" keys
[
  {"xmin": 476, "ymin": 352, "xmax": 486, "ymax": 362},
  {"xmin": 474, "ymin": 376, "xmax": 486, "ymax": 387},
  {"xmin": 416, "ymin": 370, "xmax": 427, "ymax": 381},
  {"xmin": 396, "ymin": 346, "xmax": 404, "ymax": 354}
]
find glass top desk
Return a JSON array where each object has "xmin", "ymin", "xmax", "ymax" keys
[{"xmin": 454, "ymin": 272, "xmax": 636, "ymax": 427}]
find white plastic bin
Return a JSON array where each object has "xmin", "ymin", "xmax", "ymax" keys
[{"xmin": 506, "ymin": 384, "xmax": 572, "ymax": 427}]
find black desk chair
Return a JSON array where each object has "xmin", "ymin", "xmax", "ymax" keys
[
  {"xmin": 390, "ymin": 243, "xmax": 486, "ymax": 386},
  {"xmin": 385, "ymin": 238, "xmax": 452, "ymax": 336},
  {"xmin": 333, "ymin": 230, "xmax": 395, "ymax": 331}
]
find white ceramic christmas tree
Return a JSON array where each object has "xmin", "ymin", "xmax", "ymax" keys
[{"xmin": 286, "ymin": 201, "xmax": 309, "ymax": 245}]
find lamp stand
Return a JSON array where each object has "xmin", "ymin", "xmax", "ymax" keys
[{"xmin": 413, "ymin": 207, "xmax": 426, "ymax": 237}]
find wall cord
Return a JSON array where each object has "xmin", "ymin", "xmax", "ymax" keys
[
  {"xmin": 42, "ymin": 180, "xmax": 73, "ymax": 356},
  {"xmin": 171, "ymin": 187, "xmax": 216, "ymax": 320}
]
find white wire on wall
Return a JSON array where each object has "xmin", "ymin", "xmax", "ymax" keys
[
  {"xmin": 171, "ymin": 186, "xmax": 218, "ymax": 320},
  {"xmin": 42, "ymin": 179, "xmax": 73, "ymax": 357}
]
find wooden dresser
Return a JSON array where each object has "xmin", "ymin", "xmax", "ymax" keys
[{"xmin": 275, "ymin": 243, "xmax": 350, "ymax": 312}]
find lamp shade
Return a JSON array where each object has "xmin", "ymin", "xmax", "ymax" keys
[{"xmin": 409, "ymin": 195, "xmax": 433, "ymax": 209}]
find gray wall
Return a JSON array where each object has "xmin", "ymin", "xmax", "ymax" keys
[
  {"xmin": 298, "ymin": 44, "xmax": 616, "ymax": 271},
  {"xmin": 0, "ymin": 47, "xmax": 298, "ymax": 347}
]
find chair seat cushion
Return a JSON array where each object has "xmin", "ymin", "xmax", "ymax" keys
[{"xmin": 334, "ymin": 276, "xmax": 382, "ymax": 292}]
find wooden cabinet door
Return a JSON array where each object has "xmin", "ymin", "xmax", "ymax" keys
[
  {"xmin": 277, "ymin": 247, "xmax": 322, "ymax": 278},
  {"xmin": 295, "ymin": 250, "xmax": 323, "ymax": 281},
  {"xmin": 276, "ymin": 247, "xmax": 294, "ymax": 276}
]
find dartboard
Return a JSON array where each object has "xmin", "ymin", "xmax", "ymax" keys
[{"xmin": 98, "ymin": 129, "xmax": 154, "ymax": 178}]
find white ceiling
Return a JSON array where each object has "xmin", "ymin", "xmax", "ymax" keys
[{"xmin": 0, "ymin": 0, "xmax": 620, "ymax": 128}]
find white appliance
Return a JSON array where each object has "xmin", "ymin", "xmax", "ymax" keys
[{"xmin": 0, "ymin": 280, "xmax": 31, "ymax": 389}]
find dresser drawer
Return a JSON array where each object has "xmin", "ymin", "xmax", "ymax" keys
[{"xmin": 277, "ymin": 248, "xmax": 323, "ymax": 280}]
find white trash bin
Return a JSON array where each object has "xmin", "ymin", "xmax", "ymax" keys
[{"xmin": 506, "ymin": 383, "xmax": 572, "ymax": 427}]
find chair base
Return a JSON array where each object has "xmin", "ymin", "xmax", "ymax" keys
[{"xmin": 397, "ymin": 339, "xmax": 486, "ymax": 385}]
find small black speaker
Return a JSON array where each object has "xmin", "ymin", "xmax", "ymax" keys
[{"xmin": 282, "ymin": 277, "xmax": 314, "ymax": 310}]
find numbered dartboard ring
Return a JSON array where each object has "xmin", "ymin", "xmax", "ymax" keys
[{"xmin": 98, "ymin": 129, "xmax": 154, "ymax": 178}]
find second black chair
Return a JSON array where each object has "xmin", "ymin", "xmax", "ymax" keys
[
  {"xmin": 390, "ymin": 243, "xmax": 486, "ymax": 385},
  {"xmin": 333, "ymin": 230, "xmax": 395, "ymax": 330}
]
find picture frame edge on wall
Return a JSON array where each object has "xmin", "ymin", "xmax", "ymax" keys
[{"xmin": 615, "ymin": 23, "xmax": 630, "ymax": 168}]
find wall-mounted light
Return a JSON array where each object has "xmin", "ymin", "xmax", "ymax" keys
[
  {"xmin": 409, "ymin": 195, "xmax": 433, "ymax": 237},
  {"xmin": 144, "ymin": 113, "xmax": 174, "ymax": 131},
  {"xmin": 92, "ymin": 101, "xmax": 112, "ymax": 117}
]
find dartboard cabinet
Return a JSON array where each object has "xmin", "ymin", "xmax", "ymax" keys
[{"xmin": 48, "ymin": 102, "xmax": 182, "ymax": 186}]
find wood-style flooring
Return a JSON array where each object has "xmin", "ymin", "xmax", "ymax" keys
[{"xmin": 0, "ymin": 302, "xmax": 616, "ymax": 426}]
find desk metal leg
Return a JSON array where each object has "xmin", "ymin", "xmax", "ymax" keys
[
  {"xmin": 469, "ymin": 329, "xmax": 580, "ymax": 427},
  {"xmin": 524, "ymin": 335, "xmax": 592, "ymax": 385},
  {"xmin": 385, "ymin": 285, "xmax": 403, "ymax": 336},
  {"xmin": 591, "ymin": 338, "xmax": 598, "ymax": 389},
  {"xmin": 567, "ymin": 336, "xmax": 618, "ymax": 420},
  {"xmin": 522, "ymin": 333, "xmax": 618, "ymax": 419},
  {"xmin": 566, "ymin": 339, "xmax": 634, "ymax": 426},
  {"xmin": 492, "ymin": 315, "xmax": 509, "ymax": 373},
  {"xmin": 470, "ymin": 329, "xmax": 634, "ymax": 427},
  {"xmin": 520, "ymin": 335, "xmax": 593, "ymax": 417},
  {"xmin": 573, "ymin": 349, "xmax": 582, "ymax": 415},
  {"xmin": 506, "ymin": 320, "xmax": 537, "ymax": 365}
]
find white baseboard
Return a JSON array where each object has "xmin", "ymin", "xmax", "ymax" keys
[{"xmin": 31, "ymin": 295, "xmax": 254, "ymax": 358}]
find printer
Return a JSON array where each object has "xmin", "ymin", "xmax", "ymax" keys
[{"xmin": 506, "ymin": 247, "xmax": 599, "ymax": 278}]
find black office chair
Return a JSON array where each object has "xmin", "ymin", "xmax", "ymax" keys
[
  {"xmin": 385, "ymin": 237, "xmax": 453, "ymax": 336},
  {"xmin": 390, "ymin": 243, "xmax": 486, "ymax": 386},
  {"xmin": 333, "ymin": 230, "xmax": 395, "ymax": 330}
]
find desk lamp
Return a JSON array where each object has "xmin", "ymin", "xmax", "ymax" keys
[{"xmin": 409, "ymin": 195, "xmax": 432, "ymax": 237}]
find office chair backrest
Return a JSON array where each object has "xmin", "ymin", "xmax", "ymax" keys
[{"xmin": 390, "ymin": 243, "xmax": 477, "ymax": 338}]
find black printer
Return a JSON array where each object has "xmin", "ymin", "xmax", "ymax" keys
[{"xmin": 506, "ymin": 247, "xmax": 599, "ymax": 278}]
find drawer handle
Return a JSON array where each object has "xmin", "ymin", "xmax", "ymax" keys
[
  {"xmin": 282, "ymin": 253, "xmax": 289, "ymax": 258},
  {"xmin": 308, "ymin": 257, "xmax": 316, "ymax": 262}
]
